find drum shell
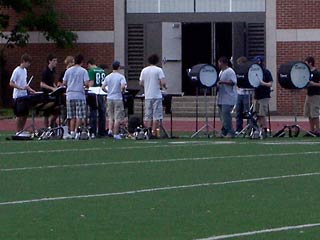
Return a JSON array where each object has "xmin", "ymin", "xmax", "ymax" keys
[
  {"xmin": 278, "ymin": 61, "xmax": 310, "ymax": 89},
  {"xmin": 235, "ymin": 62, "xmax": 263, "ymax": 89},
  {"xmin": 189, "ymin": 64, "xmax": 218, "ymax": 88}
]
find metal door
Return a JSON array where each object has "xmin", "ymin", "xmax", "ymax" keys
[{"xmin": 162, "ymin": 22, "xmax": 182, "ymax": 94}]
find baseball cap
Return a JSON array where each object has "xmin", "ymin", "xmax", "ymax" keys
[
  {"xmin": 252, "ymin": 56, "xmax": 265, "ymax": 63},
  {"xmin": 112, "ymin": 60, "xmax": 120, "ymax": 69}
]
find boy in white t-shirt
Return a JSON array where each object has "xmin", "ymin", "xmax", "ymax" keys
[
  {"xmin": 139, "ymin": 54, "xmax": 166, "ymax": 138},
  {"xmin": 9, "ymin": 54, "xmax": 36, "ymax": 134}
]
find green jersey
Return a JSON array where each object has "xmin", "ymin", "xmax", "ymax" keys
[{"xmin": 88, "ymin": 67, "xmax": 106, "ymax": 87}]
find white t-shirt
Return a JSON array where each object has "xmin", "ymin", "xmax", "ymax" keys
[
  {"xmin": 139, "ymin": 65, "xmax": 165, "ymax": 99},
  {"xmin": 102, "ymin": 72, "xmax": 127, "ymax": 100},
  {"xmin": 218, "ymin": 67, "xmax": 237, "ymax": 106},
  {"xmin": 63, "ymin": 65, "xmax": 90, "ymax": 100},
  {"xmin": 10, "ymin": 66, "xmax": 28, "ymax": 99}
]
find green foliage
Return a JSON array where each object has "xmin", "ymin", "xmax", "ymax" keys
[{"xmin": 0, "ymin": 0, "xmax": 77, "ymax": 52}]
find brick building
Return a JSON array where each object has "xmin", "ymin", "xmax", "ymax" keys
[{"xmin": 1, "ymin": 0, "xmax": 320, "ymax": 115}]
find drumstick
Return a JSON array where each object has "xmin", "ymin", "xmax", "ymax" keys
[{"xmin": 27, "ymin": 76, "xmax": 34, "ymax": 86}]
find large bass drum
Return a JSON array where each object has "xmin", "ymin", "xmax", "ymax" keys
[
  {"xmin": 188, "ymin": 64, "xmax": 218, "ymax": 88},
  {"xmin": 235, "ymin": 62, "xmax": 263, "ymax": 89},
  {"xmin": 278, "ymin": 61, "xmax": 310, "ymax": 89}
]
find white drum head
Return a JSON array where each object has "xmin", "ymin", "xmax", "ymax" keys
[
  {"xmin": 199, "ymin": 65, "xmax": 218, "ymax": 88},
  {"xmin": 248, "ymin": 63, "xmax": 263, "ymax": 88},
  {"xmin": 290, "ymin": 62, "xmax": 310, "ymax": 88}
]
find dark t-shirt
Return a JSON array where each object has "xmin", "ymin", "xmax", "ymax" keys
[
  {"xmin": 41, "ymin": 66, "xmax": 55, "ymax": 94},
  {"xmin": 254, "ymin": 68, "xmax": 273, "ymax": 100},
  {"xmin": 307, "ymin": 69, "xmax": 320, "ymax": 96}
]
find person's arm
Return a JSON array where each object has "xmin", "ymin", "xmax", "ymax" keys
[
  {"xmin": 160, "ymin": 78, "xmax": 167, "ymax": 89},
  {"xmin": 40, "ymin": 81, "xmax": 56, "ymax": 92},
  {"xmin": 9, "ymin": 79, "xmax": 36, "ymax": 93}
]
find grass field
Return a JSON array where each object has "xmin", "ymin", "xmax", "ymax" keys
[{"xmin": 0, "ymin": 133, "xmax": 320, "ymax": 240}]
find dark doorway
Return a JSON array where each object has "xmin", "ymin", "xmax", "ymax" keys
[
  {"xmin": 182, "ymin": 23, "xmax": 212, "ymax": 95},
  {"xmin": 215, "ymin": 22, "xmax": 233, "ymax": 65},
  {"xmin": 181, "ymin": 22, "xmax": 233, "ymax": 95}
]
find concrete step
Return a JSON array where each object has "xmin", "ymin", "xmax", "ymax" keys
[{"xmin": 133, "ymin": 96, "xmax": 221, "ymax": 117}]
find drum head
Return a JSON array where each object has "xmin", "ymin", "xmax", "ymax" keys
[
  {"xmin": 189, "ymin": 64, "xmax": 218, "ymax": 88},
  {"xmin": 290, "ymin": 62, "xmax": 310, "ymax": 88},
  {"xmin": 278, "ymin": 61, "xmax": 310, "ymax": 89},
  {"xmin": 235, "ymin": 62, "xmax": 263, "ymax": 89},
  {"xmin": 248, "ymin": 63, "xmax": 263, "ymax": 88}
]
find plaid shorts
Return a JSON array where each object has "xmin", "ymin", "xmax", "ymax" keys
[
  {"xmin": 67, "ymin": 99, "xmax": 87, "ymax": 119},
  {"xmin": 144, "ymin": 98, "xmax": 163, "ymax": 121}
]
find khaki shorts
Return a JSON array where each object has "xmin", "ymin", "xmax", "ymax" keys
[
  {"xmin": 304, "ymin": 95, "xmax": 320, "ymax": 118},
  {"xmin": 254, "ymin": 98, "xmax": 270, "ymax": 117},
  {"xmin": 107, "ymin": 99, "xmax": 125, "ymax": 121}
]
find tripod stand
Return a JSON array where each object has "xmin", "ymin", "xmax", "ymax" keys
[
  {"xmin": 273, "ymin": 89, "xmax": 316, "ymax": 137},
  {"xmin": 191, "ymin": 88, "xmax": 215, "ymax": 138}
]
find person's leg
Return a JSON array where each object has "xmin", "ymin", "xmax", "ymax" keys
[
  {"xmin": 235, "ymin": 95, "xmax": 244, "ymax": 132},
  {"xmin": 221, "ymin": 105, "xmax": 235, "ymax": 136},
  {"xmin": 152, "ymin": 99, "xmax": 163, "ymax": 134},
  {"xmin": 16, "ymin": 116, "xmax": 27, "ymax": 132},
  {"xmin": 97, "ymin": 96, "xmax": 106, "ymax": 136}
]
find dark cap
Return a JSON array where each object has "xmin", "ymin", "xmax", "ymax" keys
[
  {"xmin": 112, "ymin": 60, "xmax": 120, "ymax": 69},
  {"xmin": 252, "ymin": 56, "xmax": 265, "ymax": 63}
]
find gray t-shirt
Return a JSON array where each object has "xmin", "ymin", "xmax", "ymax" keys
[
  {"xmin": 63, "ymin": 65, "xmax": 90, "ymax": 100},
  {"xmin": 217, "ymin": 67, "xmax": 237, "ymax": 106},
  {"xmin": 102, "ymin": 72, "xmax": 127, "ymax": 100}
]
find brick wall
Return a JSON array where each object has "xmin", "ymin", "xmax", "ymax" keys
[
  {"xmin": 277, "ymin": 0, "xmax": 320, "ymax": 29},
  {"xmin": 276, "ymin": 0, "xmax": 320, "ymax": 115}
]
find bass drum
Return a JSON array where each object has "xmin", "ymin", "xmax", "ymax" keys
[
  {"xmin": 278, "ymin": 61, "xmax": 310, "ymax": 89},
  {"xmin": 235, "ymin": 62, "xmax": 263, "ymax": 89},
  {"xmin": 188, "ymin": 64, "xmax": 218, "ymax": 88}
]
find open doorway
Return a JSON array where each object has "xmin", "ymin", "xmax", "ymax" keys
[{"xmin": 181, "ymin": 22, "xmax": 233, "ymax": 95}]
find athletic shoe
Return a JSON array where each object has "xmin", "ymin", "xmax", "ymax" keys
[
  {"xmin": 113, "ymin": 134, "xmax": 122, "ymax": 140},
  {"xmin": 63, "ymin": 133, "xmax": 73, "ymax": 140},
  {"xmin": 90, "ymin": 133, "xmax": 96, "ymax": 139}
]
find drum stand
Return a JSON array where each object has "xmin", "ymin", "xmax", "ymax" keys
[
  {"xmin": 274, "ymin": 89, "xmax": 316, "ymax": 137},
  {"xmin": 191, "ymin": 88, "xmax": 215, "ymax": 138},
  {"xmin": 235, "ymin": 89, "xmax": 258, "ymax": 138}
]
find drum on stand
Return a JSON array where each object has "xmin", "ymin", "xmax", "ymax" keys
[
  {"xmin": 278, "ymin": 61, "xmax": 310, "ymax": 89},
  {"xmin": 235, "ymin": 62, "xmax": 263, "ymax": 89},
  {"xmin": 188, "ymin": 64, "xmax": 218, "ymax": 88}
]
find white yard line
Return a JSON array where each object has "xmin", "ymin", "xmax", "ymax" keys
[
  {"xmin": 0, "ymin": 172, "xmax": 319, "ymax": 206},
  {"xmin": 195, "ymin": 223, "xmax": 320, "ymax": 240},
  {"xmin": 1, "ymin": 151, "xmax": 320, "ymax": 172},
  {"xmin": 0, "ymin": 141, "xmax": 218, "ymax": 156}
]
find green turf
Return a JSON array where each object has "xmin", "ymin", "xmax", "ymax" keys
[{"xmin": 0, "ymin": 136, "xmax": 320, "ymax": 239}]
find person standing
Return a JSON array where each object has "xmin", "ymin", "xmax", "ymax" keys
[
  {"xmin": 9, "ymin": 53, "xmax": 36, "ymax": 134},
  {"xmin": 139, "ymin": 54, "xmax": 166, "ymax": 138},
  {"xmin": 101, "ymin": 61, "xmax": 127, "ymax": 140},
  {"xmin": 87, "ymin": 58, "xmax": 107, "ymax": 138},
  {"xmin": 253, "ymin": 56, "xmax": 273, "ymax": 138},
  {"xmin": 303, "ymin": 56, "xmax": 320, "ymax": 135},
  {"xmin": 217, "ymin": 56, "xmax": 237, "ymax": 138},
  {"xmin": 40, "ymin": 53, "xmax": 59, "ymax": 128},
  {"xmin": 235, "ymin": 56, "xmax": 251, "ymax": 134},
  {"xmin": 63, "ymin": 54, "xmax": 90, "ymax": 139}
]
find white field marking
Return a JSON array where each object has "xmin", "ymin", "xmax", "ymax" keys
[
  {"xmin": 259, "ymin": 141, "xmax": 320, "ymax": 145},
  {"xmin": 0, "ymin": 141, "xmax": 219, "ymax": 156},
  {"xmin": 1, "ymin": 151, "xmax": 320, "ymax": 172},
  {"xmin": 0, "ymin": 171, "xmax": 319, "ymax": 206},
  {"xmin": 195, "ymin": 223, "xmax": 320, "ymax": 240}
]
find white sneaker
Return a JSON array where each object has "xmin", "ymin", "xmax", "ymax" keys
[
  {"xmin": 63, "ymin": 133, "xmax": 73, "ymax": 140},
  {"xmin": 113, "ymin": 134, "xmax": 122, "ymax": 140},
  {"xmin": 90, "ymin": 133, "xmax": 95, "ymax": 139},
  {"xmin": 75, "ymin": 133, "xmax": 80, "ymax": 140}
]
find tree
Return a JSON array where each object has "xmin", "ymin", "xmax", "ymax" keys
[
  {"xmin": 0, "ymin": 0, "xmax": 77, "ymax": 51},
  {"xmin": 0, "ymin": 0, "xmax": 77, "ymax": 106}
]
